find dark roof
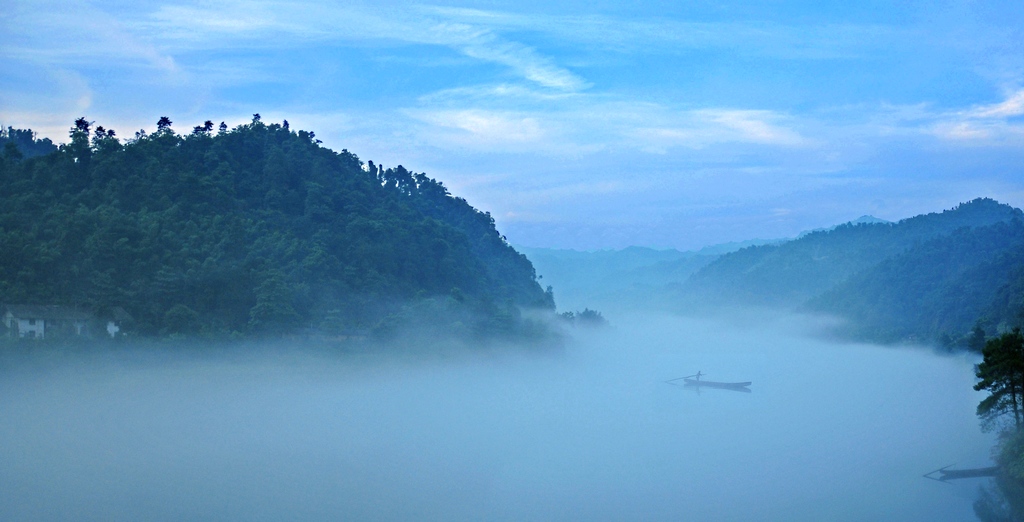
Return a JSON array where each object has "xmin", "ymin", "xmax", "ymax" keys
[
  {"xmin": 3, "ymin": 304, "xmax": 94, "ymax": 321},
  {"xmin": 109, "ymin": 306, "xmax": 133, "ymax": 323}
]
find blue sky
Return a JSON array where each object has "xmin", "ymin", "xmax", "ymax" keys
[{"xmin": 3, "ymin": 1, "xmax": 1024, "ymax": 250}]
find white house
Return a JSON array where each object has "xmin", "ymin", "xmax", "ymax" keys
[
  {"xmin": 3, "ymin": 306, "xmax": 46, "ymax": 338},
  {"xmin": 3, "ymin": 305, "xmax": 97, "ymax": 339}
]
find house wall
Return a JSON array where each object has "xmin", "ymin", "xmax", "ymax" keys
[
  {"xmin": 17, "ymin": 318, "xmax": 45, "ymax": 339},
  {"xmin": 4, "ymin": 307, "xmax": 115, "ymax": 339}
]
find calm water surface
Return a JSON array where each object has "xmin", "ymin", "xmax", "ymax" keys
[{"xmin": 0, "ymin": 313, "xmax": 994, "ymax": 521}]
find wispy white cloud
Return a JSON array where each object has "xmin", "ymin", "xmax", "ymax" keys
[
  {"xmin": 702, "ymin": 110, "xmax": 806, "ymax": 145},
  {"xmin": 2, "ymin": 1, "xmax": 178, "ymax": 73},
  {"xmin": 931, "ymin": 122, "xmax": 996, "ymax": 141},
  {"xmin": 454, "ymin": 35, "xmax": 585, "ymax": 90},
  {"xmin": 406, "ymin": 108, "xmax": 547, "ymax": 147},
  {"xmin": 419, "ymin": 83, "xmax": 579, "ymax": 104},
  {"xmin": 968, "ymin": 89, "xmax": 1024, "ymax": 118},
  {"xmin": 20, "ymin": 1, "xmax": 908, "ymax": 96},
  {"xmin": 635, "ymin": 110, "xmax": 808, "ymax": 151},
  {"xmin": 142, "ymin": 1, "xmax": 588, "ymax": 91},
  {"xmin": 421, "ymin": 6, "xmax": 904, "ymax": 60},
  {"xmin": 0, "ymin": 64, "xmax": 99, "ymax": 140},
  {"xmin": 400, "ymin": 89, "xmax": 811, "ymax": 155},
  {"xmin": 2, "ymin": 1, "xmax": 591, "ymax": 93},
  {"xmin": 773, "ymin": 89, "xmax": 1024, "ymax": 150},
  {"xmin": 927, "ymin": 88, "xmax": 1024, "ymax": 144}
]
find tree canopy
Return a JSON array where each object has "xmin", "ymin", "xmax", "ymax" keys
[
  {"xmin": 0, "ymin": 116, "xmax": 553, "ymax": 339},
  {"xmin": 1, "ymin": 127, "xmax": 57, "ymax": 160},
  {"xmin": 976, "ymin": 329, "xmax": 1024, "ymax": 431}
]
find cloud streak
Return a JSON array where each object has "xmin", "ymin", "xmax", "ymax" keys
[
  {"xmin": 396, "ymin": 94, "xmax": 811, "ymax": 156},
  {"xmin": 2, "ymin": 1, "xmax": 177, "ymax": 72},
  {"xmin": 926, "ymin": 89, "xmax": 1024, "ymax": 144},
  {"xmin": 969, "ymin": 89, "xmax": 1024, "ymax": 118},
  {"xmin": 422, "ymin": 6, "xmax": 905, "ymax": 60},
  {"xmin": 143, "ymin": 1, "xmax": 588, "ymax": 91}
]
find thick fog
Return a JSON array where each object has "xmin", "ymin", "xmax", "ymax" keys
[{"xmin": 0, "ymin": 311, "xmax": 992, "ymax": 521}]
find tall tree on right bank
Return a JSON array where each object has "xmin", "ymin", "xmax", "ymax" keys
[{"xmin": 976, "ymin": 328, "xmax": 1024, "ymax": 430}]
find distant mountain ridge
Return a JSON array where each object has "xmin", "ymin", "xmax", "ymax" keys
[
  {"xmin": 796, "ymin": 215, "xmax": 892, "ymax": 239},
  {"xmin": 520, "ymin": 216, "xmax": 900, "ymax": 313},
  {"xmin": 516, "ymin": 245, "xmax": 714, "ymax": 311},
  {"xmin": 676, "ymin": 198, "xmax": 1024, "ymax": 344}
]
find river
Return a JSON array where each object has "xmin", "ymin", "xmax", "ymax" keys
[{"xmin": 0, "ymin": 311, "xmax": 995, "ymax": 521}]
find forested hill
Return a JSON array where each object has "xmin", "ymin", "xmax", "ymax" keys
[
  {"xmin": 681, "ymin": 198, "xmax": 1021, "ymax": 306},
  {"xmin": 676, "ymin": 198, "xmax": 1024, "ymax": 344},
  {"xmin": 0, "ymin": 116, "xmax": 553, "ymax": 338},
  {"xmin": 808, "ymin": 219, "xmax": 1024, "ymax": 343}
]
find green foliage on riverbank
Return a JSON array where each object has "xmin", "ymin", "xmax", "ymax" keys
[
  {"xmin": 0, "ymin": 117, "xmax": 553, "ymax": 340},
  {"xmin": 975, "ymin": 330, "xmax": 1024, "ymax": 521},
  {"xmin": 558, "ymin": 308, "xmax": 608, "ymax": 327},
  {"xmin": 975, "ymin": 329, "xmax": 1024, "ymax": 431}
]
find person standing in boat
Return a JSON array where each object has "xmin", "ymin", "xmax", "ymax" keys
[{"xmin": 695, "ymin": 371, "xmax": 702, "ymax": 381}]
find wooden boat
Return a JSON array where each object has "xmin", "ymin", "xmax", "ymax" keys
[
  {"xmin": 924, "ymin": 465, "xmax": 999, "ymax": 482},
  {"xmin": 682, "ymin": 378, "xmax": 751, "ymax": 389}
]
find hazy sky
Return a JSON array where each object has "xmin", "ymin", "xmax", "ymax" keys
[{"xmin": 3, "ymin": 1, "xmax": 1024, "ymax": 249}]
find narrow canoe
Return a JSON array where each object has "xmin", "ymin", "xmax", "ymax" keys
[
  {"xmin": 923, "ymin": 465, "xmax": 999, "ymax": 482},
  {"xmin": 683, "ymin": 378, "xmax": 751, "ymax": 389},
  {"xmin": 939, "ymin": 466, "xmax": 999, "ymax": 480}
]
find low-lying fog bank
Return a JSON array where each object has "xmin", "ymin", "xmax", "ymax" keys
[{"xmin": 0, "ymin": 312, "xmax": 993, "ymax": 521}]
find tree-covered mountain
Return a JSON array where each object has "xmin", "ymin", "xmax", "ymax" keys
[
  {"xmin": 0, "ymin": 116, "xmax": 553, "ymax": 339},
  {"xmin": 680, "ymin": 199, "xmax": 1021, "ymax": 306},
  {"xmin": 809, "ymin": 219, "xmax": 1024, "ymax": 343},
  {"xmin": 675, "ymin": 198, "xmax": 1024, "ymax": 344}
]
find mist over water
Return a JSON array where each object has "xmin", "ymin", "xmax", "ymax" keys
[{"xmin": 0, "ymin": 312, "xmax": 993, "ymax": 521}]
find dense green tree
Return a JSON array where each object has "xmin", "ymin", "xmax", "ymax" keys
[
  {"xmin": 976, "ymin": 329, "xmax": 1024, "ymax": 430},
  {"xmin": 971, "ymin": 324, "xmax": 990, "ymax": 352},
  {"xmin": 248, "ymin": 271, "xmax": 300, "ymax": 334},
  {"xmin": 0, "ymin": 126, "xmax": 57, "ymax": 158},
  {"xmin": 3, "ymin": 142, "xmax": 22, "ymax": 162},
  {"xmin": 974, "ymin": 329, "xmax": 1024, "ymax": 519}
]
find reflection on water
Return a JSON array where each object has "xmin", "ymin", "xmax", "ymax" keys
[{"xmin": 0, "ymin": 312, "xmax": 997, "ymax": 521}]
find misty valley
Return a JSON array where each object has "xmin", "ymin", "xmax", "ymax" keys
[
  {"xmin": 0, "ymin": 313, "xmax": 994, "ymax": 521},
  {"xmin": 2, "ymin": 119, "xmax": 1024, "ymax": 520}
]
